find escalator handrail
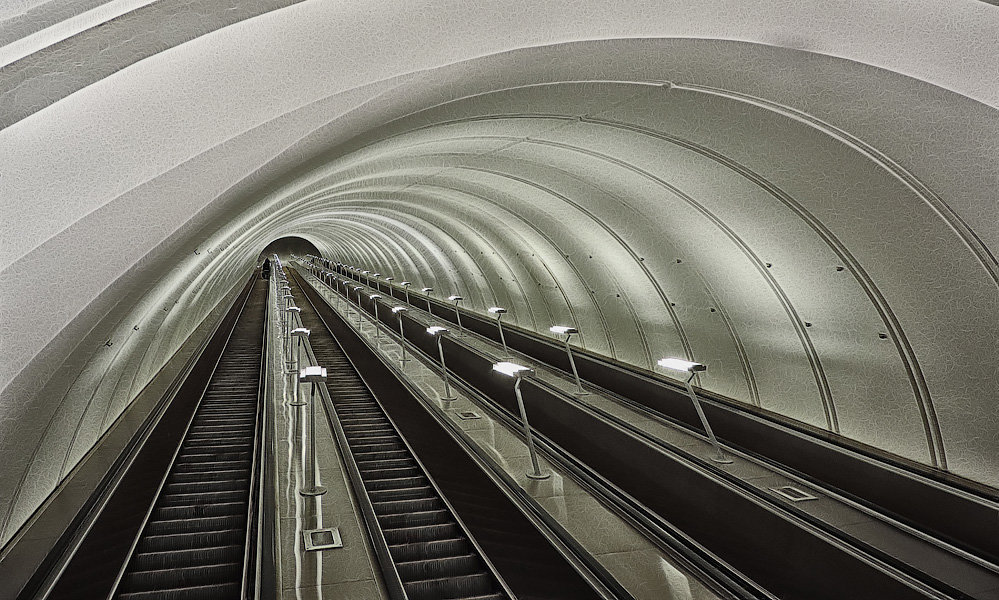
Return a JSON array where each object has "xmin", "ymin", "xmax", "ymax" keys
[{"xmin": 241, "ymin": 276, "xmax": 272, "ymax": 600}]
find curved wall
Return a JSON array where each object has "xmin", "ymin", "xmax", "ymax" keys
[{"xmin": 1, "ymin": 0, "xmax": 997, "ymax": 550}]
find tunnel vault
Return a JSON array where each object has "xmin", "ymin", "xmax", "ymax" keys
[{"xmin": 1, "ymin": 31, "xmax": 996, "ymax": 550}]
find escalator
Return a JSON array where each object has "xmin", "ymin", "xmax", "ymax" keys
[
  {"xmin": 34, "ymin": 274, "xmax": 267, "ymax": 600},
  {"xmin": 113, "ymin": 314, "xmax": 265, "ymax": 599},
  {"xmin": 321, "ymin": 349, "xmax": 508, "ymax": 599}
]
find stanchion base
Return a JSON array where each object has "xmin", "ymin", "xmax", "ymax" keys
[
  {"xmin": 526, "ymin": 471, "xmax": 552, "ymax": 480},
  {"xmin": 440, "ymin": 397, "xmax": 457, "ymax": 402},
  {"xmin": 572, "ymin": 391, "xmax": 591, "ymax": 397},
  {"xmin": 299, "ymin": 486, "xmax": 328, "ymax": 497},
  {"xmin": 287, "ymin": 401, "xmax": 307, "ymax": 406},
  {"xmin": 711, "ymin": 455, "xmax": 734, "ymax": 464}
]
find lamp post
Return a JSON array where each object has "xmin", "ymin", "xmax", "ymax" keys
[
  {"xmin": 550, "ymin": 326, "xmax": 588, "ymax": 396},
  {"xmin": 448, "ymin": 295, "xmax": 464, "ymax": 336},
  {"xmin": 426, "ymin": 326, "xmax": 456, "ymax": 401},
  {"xmin": 401, "ymin": 281, "xmax": 412, "ymax": 305},
  {"xmin": 658, "ymin": 358, "xmax": 732, "ymax": 464},
  {"xmin": 488, "ymin": 307, "xmax": 510, "ymax": 358},
  {"xmin": 384, "ymin": 276, "xmax": 394, "ymax": 297},
  {"xmin": 361, "ymin": 270, "xmax": 370, "ymax": 287},
  {"xmin": 353, "ymin": 286, "xmax": 364, "ymax": 327},
  {"xmin": 288, "ymin": 328, "xmax": 310, "ymax": 406},
  {"xmin": 284, "ymin": 306, "xmax": 301, "ymax": 363},
  {"xmin": 392, "ymin": 306, "xmax": 410, "ymax": 363},
  {"xmin": 421, "ymin": 287, "xmax": 434, "ymax": 313},
  {"xmin": 299, "ymin": 366, "xmax": 328, "ymax": 496},
  {"xmin": 372, "ymin": 273, "xmax": 381, "ymax": 292},
  {"xmin": 369, "ymin": 294, "xmax": 383, "ymax": 341},
  {"xmin": 493, "ymin": 362, "xmax": 549, "ymax": 480}
]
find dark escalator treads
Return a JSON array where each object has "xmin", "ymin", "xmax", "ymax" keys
[{"xmin": 114, "ymin": 278, "xmax": 265, "ymax": 599}]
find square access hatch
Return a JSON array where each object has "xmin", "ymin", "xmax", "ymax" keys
[
  {"xmin": 303, "ymin": 527, "xmax": 343, "ymax": 551},
  {"xmin": 768, "ymin": 485, "xmax": 818, "ymax": 502}
]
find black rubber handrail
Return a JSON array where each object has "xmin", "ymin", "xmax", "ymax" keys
[{"xmin": 241, "ymin": 276, "xmax": 271, "ymax": 599}]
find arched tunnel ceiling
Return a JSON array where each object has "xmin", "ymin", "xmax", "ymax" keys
[{"xmin": 0, "ymin": 0, "xmax": 997, "ymax": 548}]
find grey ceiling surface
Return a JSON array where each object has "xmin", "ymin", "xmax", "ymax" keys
[{"xmin": 0, "ymin": 0, "xmax": 996, "ymax": 550}]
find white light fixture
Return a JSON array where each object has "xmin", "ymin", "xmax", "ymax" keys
[
  {"xmin": 299, "ymin": 365, "xmax": 327, "ymax": 382},
  {"xmin": 426, "ymin": 326, "xmax": 448, "ymax": 335},
  {"xmin": 657, "ymin": 357, "xmax": 730, "ymax": 464},
  {"xmin": 493, "ymin": 361, "xmax": 532, "ymax": 377},
  {"xmin": 493, "ymin": 361, "xmax": 548, "ymax": 480},
  {"xmin": 369, "ymin": 293, "xmax": 382, "ymax": 300},
  {"xmin": 401, "ymin": 281, "xmax": 411, "ymax": 286},
  {"xmin": 490, "ymin": 307, "xmax": 510, "ymax": 357},
  {"xmin": 299, "ymin": 364, "xmax": 328, "ymax": 497},
  {"xmin": 550, "ymin": 325, "xmax": 587, "ymax": 396},
  {"xmin": 291, "ymin": 327, "xmax": 310, "ymax": 337},
  {"xmin": 449, "ymin": 295, "xmax": 464, "ymax": 336},
  {"xmin": 658, "ymin": 358, "xmax": 706, "ymax": 373},
  {"xmin": 391, "ymin": 306, "xmax": 407, "ymax": 313}
]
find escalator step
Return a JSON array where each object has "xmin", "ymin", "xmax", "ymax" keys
[
  {"xmin": 137, "ymin": 528, "xmax": 244, "ymax": 553},
  {"xmin": 117, "ymin": 581, "xmax": 240, "ymax": 600},
  {"xmin": 121, "ymin": 562, "xmax": 241, "ymax": 592},
  {"xmin": 131, "ymin": 545, "xmax": 243, "ymax": 571},
  {"xmin": 164, "ymin": 479, "xmax": 248, "ymax": 495},
  {"xmin": 372, "ymin": 497, "xmax": 444, "ymax": 514},
  {"xmin": 145, "ymin": 515, "xmax": 246, "ymax": 536},
  {"xmin": 158, "ymin": 490, "xmax": 246, "ymax": 507},
  {"xmin": 389, "ymin": 538, "xmax": 472, "ymax": 562},
  {"xmin": 378, "ymin": 510, "xmax": 452, "ymax": 529},
  {"xmin": 396, "ymin": 553, "xmax": 485, "ymax": 582},
  {"xmin": 356, "ymin": 458, "xmax": 417, "ymax": 471},
  {"xmin": 403, "ymin": 572, "xmax": 495, "ymax": 599},
  {"xmin": 169, "ymin": 469, "xmax": 248, "ymax": 483},
  {"xmin": 360, "ymin": 466, "xmax": 422, "ymax": 480},
  {"xmin": 352, "ymin": 449, "xmax": 410, "ymax": 461},
  {"xmin": 154, "ymin": 501, "xmax": 247, "ymax": 521},
  {"xmin": 382, "ymin": 523, "xmax": 462, "ymax": 545},
  {"xmin": 368, "ymin": 486, "xmax": 436, "ymax": 503}
]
